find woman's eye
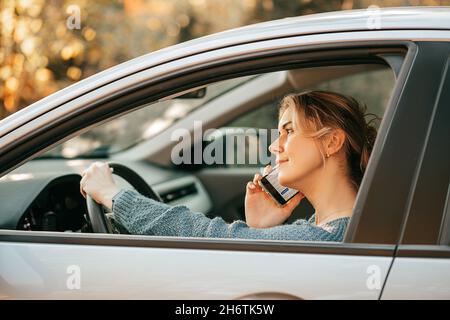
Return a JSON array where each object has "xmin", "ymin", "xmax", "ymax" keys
[{"xmin": 278, "ymin": 128, "xmax": 293, "ymax": 136}]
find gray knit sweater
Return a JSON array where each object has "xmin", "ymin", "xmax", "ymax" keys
[{"xmin": 112, "ymin": 189, "xmax": 350, "ymax": 241}]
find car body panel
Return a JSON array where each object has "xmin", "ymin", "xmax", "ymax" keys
[
  {"xmin": 0, "ymin": 7, "xmax": 449, "ymax": 299},
  {"xmin": 0, "ymin": 239, "xmax": 393, "ymax": 299},
  {"xmin": 381, "ymin": 250, "xmax": 450, "ymax": 299}
]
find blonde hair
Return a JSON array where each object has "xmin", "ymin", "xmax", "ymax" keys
[{"xmin": 279, "ymin": 90, "xmax": 379, "ymax": 190}]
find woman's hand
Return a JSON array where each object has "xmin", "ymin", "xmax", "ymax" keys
[
  {"xmin": 245, "ymin": 165, "xmax": 304, "ymax": 228},
  {"xmin": 80, "ymin": 162, "xmax": 120, "ymax": 211}
]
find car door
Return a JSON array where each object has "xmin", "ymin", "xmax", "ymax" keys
[
  {"xmin": 0, "ymin": 30, "xmax": 447, "ymax": 299},
  {"xmin": 381, "ymin": 52, "xmax": 450, "ymax": 299}
]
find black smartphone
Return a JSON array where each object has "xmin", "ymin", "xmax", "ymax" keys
[{"xmin": 258, "ymin": 165, "xmax": 299, "ymax": 206}]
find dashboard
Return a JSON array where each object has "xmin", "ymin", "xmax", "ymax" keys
[
  {"xmin": 18, "ymin": 177, "xmax": 88, "ymax": 232},
  {"xmin": 0, "ymin": 159, "xmax": 213, "ymax": 232}
]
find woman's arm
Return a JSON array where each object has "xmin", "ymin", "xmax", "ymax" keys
[
  {"xmin": 112, "ymin": 188, "xmax": 347, "ymax": 242},
  {"xmin": 79, "ymin": 162, "xmax": 347, "ymax": 241}
]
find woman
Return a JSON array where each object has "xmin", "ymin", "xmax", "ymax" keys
[{"xmin": 80, "ymin": 90, "xmax": 378, "ymax": 241}]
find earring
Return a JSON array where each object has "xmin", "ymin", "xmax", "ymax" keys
[{"xmin": 326, "ymin": 152, "xmax": 330, "ymax": 158}]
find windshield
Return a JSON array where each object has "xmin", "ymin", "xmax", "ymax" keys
[{"xmin": 39, "ymin": 75, "xmax": 256, "ymax": 159}]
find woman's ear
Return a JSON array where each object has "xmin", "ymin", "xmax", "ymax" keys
[{"xmin": 326, "ymin": 129, "xmax": 346, "ymax": 156}]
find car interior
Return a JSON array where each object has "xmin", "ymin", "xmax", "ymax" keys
[{"xmin": 0, "ymin": 62, "xmax": 396, "ymax": 235}]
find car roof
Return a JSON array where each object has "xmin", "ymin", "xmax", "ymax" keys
[
  {"xmin": 1, "ymin": 6, "xmax": 449, "ymax": 138},
  {"xmin": 210, "ymin": 6, "xmax": 450, "ymax": 38}
]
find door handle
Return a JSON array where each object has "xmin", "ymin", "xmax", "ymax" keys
[{"xmin": 234, "ymin": 292, "xmax": 303, "ymax": 300}]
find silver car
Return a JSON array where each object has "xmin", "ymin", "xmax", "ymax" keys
[{"xmin": 0, "ymin": 7, "xmax": 449, "ymax": 299}]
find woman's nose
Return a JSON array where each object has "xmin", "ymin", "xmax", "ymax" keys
[{"xmin": 269, "ymin": 137, "xmax": 284, "ymax": 154}]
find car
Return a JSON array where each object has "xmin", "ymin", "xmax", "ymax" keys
[{"xmin": 0, "ymin": 7, "xmax": 449, "ymax": 299}]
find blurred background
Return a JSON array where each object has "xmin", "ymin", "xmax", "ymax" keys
[{"xmin": 0, "ymin": 0, "xmax": 448, "ymax": 119}]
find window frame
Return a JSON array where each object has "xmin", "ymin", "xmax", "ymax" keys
[
  {"xmin": 0, "ymin": 34, "xmax": 421, "ymax": 252},
  {"xmin": 345, "ymin": 41, "xmax": 450, "ymax": 245},
  {"xmin": 396, "ymin": 46, "xmax": 450, "ymax": 251}
]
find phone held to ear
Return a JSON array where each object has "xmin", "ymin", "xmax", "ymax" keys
[{"xmin": 258, "ymin": 164, "xmax": 299, "ymax": 206}]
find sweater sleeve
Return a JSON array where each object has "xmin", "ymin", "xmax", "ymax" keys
[{"xmin": 112, "ymin": 189, "xmax": 347, "ymax": 242}]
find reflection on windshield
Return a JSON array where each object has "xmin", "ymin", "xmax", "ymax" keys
[{"xmin": 39, "ymin": 75, "xmax": 256, "ymax": 159}]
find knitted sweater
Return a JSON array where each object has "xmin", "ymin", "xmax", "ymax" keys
[{"xmin": 112, "ymin": 189, "xmax": 350, "ymax": 242}]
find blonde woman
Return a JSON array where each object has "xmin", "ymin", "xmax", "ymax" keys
[{"xmin": 80, "ymin": 90, "xmax": 378, "ymax": 241}]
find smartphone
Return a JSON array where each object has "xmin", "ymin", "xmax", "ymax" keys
[{"xmin": 258, "ymin": 165, "xmax": 299, "ymax": 206}]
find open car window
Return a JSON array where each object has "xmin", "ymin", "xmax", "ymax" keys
[
  {"xmin": 5, "ymin": 58, "xmax": 402, "ymax": 238},
  {"xmin": 220, "ymin": 64, "xmax": 394, "ymax": 168},
  {"xmin": 38, "ymin": 75, "xmax": 256, "ymax": 159}
]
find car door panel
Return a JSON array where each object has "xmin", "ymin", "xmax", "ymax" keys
[
  {"xmin": 381, "ymin": 247, "xmax": 450, "ymax": 299},
  {"xmin": 0, "ymin": 236, "xmax": 394, "ymax": 299}
]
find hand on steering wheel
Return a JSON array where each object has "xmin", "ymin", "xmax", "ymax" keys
[{"xmin": 80, "ymin": 162, "xmax": 162, "ymax": 233}]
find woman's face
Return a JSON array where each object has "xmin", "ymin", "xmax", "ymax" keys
[{"xmin": 269, "ymin": 106, "xmax": 324, "ymax": 188}]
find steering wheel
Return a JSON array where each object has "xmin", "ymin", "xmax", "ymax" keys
[{"xmin": 86, "ymin": 162, "xmax": 162, "ymax": 233}]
